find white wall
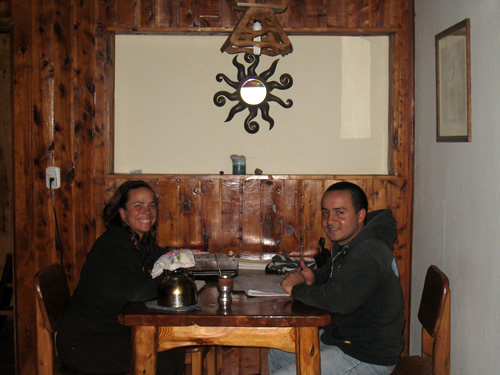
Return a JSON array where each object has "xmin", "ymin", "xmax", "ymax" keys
[{"xmin": 414, "ymin": 1, "xmax": 500, "ymax": 373}]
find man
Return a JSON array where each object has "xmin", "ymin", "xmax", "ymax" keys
[{"xmin": 268, "ymin": 182, "xmax": 405, "ymax": 375}]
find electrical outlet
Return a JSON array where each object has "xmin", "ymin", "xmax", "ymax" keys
[{"xmin": 46, "ymin": 166, "xmax": 61, "ymax": 189}]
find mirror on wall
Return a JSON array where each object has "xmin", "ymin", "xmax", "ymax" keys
[{"xmin": 240, "ymin": 78, "xmax": 267, "ymax": 105}]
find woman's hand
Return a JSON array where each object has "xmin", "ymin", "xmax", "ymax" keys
[{"xmin": 280, "ymin": 261, "xmax": 315, "ymax": 294}]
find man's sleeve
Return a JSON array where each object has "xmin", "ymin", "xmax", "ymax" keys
[{"xmin": 292, "ymin": 243, "xmax": 384, "ymax": 313}]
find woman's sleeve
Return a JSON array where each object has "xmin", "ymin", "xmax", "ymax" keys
[
  {"xmin": 144, "ymin": 245, "xmax": 169, "ymax": 273},
  {"xmin": 104, "ymin": 239, "xmax": 162, "ymax": 302}
]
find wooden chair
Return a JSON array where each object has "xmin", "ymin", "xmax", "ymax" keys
[
  {"xmin": 393, "ymin": 265, "xmax": 451, "ymax": 375},
  {"xmin": 35, "ymin": 263, "xmax": 214, "ymax": 375},
  {"xmin": 34, "ymin": 263, "xmax": 73, "ymax": 375},
  {"xmin": 184, "ymin": 346, "xmax": 216, "ymax": 375}
]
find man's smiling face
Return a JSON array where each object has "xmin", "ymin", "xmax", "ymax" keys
[{"xmin": 321, "ymin": 190, "xmax": 366, "ymax": 246}]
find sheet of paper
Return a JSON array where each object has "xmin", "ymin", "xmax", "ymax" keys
[{"xmin": 233, "ymin": 274, "xmax": 289, "ymax": 297}]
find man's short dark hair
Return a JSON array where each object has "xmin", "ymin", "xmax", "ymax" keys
[{"xmin": 324, "ymin": 182, "xmax": 368, "ymax": 213}]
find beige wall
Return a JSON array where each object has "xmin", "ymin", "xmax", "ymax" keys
[
  {"xmin": 114, "ymin": 35, "xmax": 389, "ymax": 175},
  {"xmin": 414, "ymin": 0, "xmax": 500, "ymax": 373}
]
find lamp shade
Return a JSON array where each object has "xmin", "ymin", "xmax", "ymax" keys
[{"xmin": 221, "ymin": 4, "xmax": 293, "ymax": 57}]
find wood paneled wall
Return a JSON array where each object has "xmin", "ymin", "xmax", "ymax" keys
[
  {"xmin": 0, "ymin": 31, "xmax": 12, "ymax": 268},
  {"xmin": 3, "ymin": 1, "xmax": 414, "ymax": 374}
]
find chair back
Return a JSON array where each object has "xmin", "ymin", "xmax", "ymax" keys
[
  {"xmin": 35, "ymin": 263, "xmax": 70, "ymax": 333},
  {"xmin": 392, "ymin": 265, "xmax": 450, "ymax": 375},
  {"xmin": 35, "ymin": 263, "xmax": 71, "ymax": 375},
  {"xmin": 418, "ymin": 265, "xmax": 450, "ymax": 338},
  {"xmin": 418, "ymin": 265, "xmax": 450, "ymax": 374}
]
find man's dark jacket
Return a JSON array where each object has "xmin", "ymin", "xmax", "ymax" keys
[{"xmin": 292, "ymin": 209, "xmax": 405, "ymax": 366}]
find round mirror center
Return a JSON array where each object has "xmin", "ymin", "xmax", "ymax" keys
[{"xmin": 240, "ymin": 78, "xmax": 267, "ymax": 105}]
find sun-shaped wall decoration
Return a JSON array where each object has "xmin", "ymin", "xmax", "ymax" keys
[{"xmin": 213, "ymin": 53, "xmax": 293, "ymax": 134}]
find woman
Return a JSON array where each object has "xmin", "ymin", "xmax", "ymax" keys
[{"xmin": 57, "ymin": 180, "xmax": 185, "ymax": 374}]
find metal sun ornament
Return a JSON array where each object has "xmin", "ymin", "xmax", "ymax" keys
[
  {"xmin": 213, "ymin": 54, "xmax": 293, "ymax": 134},
  {"xmin": 214, "ymin": 3, "xmax": 293, "ymax": 134}
]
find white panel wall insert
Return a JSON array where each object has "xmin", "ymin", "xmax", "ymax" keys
[{"xmin": 114, "ymin": 35, "xmax": 389, "ymax": 175}]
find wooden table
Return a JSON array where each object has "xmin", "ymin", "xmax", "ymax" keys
[{"xmin": 118, "ymin": 278, "xmax": 331, "ymax": 374}]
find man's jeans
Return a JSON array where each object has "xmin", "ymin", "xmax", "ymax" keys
[{"xmin": 268, "ymin": 336, "xmax": 396, "ymax": 375}]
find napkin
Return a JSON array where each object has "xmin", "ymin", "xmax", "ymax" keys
[{"xmin": 151, "ymin": 249, "xmax": 195, "ymax": 278}]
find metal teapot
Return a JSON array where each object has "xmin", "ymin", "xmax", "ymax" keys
[{"xmin": 157, "ymin": 269, "xmax": 198, "ymax": 308}]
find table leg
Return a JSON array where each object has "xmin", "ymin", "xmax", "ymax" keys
[
  {"xmin": 296, "ymin": 327, "xmax": 320, "ymax": 375},
  {"xmin": 131, "ymin": 325, "xmax": 158, "ymax": 375}
]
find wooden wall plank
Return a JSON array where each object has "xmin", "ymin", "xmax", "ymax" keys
[
  {"xmin": 241, "ymin": 179, "xmax": 262, "ymax": 254},
  {"xmin": 347, "ymin": 0, "xmax": 362, "ymax": 28},
  {"xmin": 12, "ymin": 0, "xmax": 36, "ymax": 372},
  {"xmin": 261, "ymin": 179, "xmax": 282, "ymax": 253},
  {"xmin": 179, "ymin": 178, "xmax": 203, "ymax": 246},
  {"xmin": 0, "ymin": 33, "xmax": 13, "ymax": 260},
  {"xmin": 51, "ymin": 0, "xmax": 75, "ymax": 284},
  {"xmin": 99, "ymin": 0, "xmax": 117, "ymax": 29},
  {"xmin": 221, "ymin": 179, "xmax": 241, "ymax": 254},
  {"xmin": 388, "ymin": 178, "xmax": 412, "ymax": 349},
  {"xmin": 157, "ymin": 0, "xmax": 179, "ymax": 28},
  {"xmin": 219, "ymin": 0, "xmax": 239, "ymax": 29},
  {"xmin": 325, "ymin": 0, "xmax": 349, "ymax": 27},
  {"xmin": 32, "ymin": 0, "xmax": 58, "ymax": 267},
  {"xmin": 283, "ymin": 0, "xmax": 306, "ymax": 27},
  {"xmin": 357, "ymin": 0, "xmax": 373, "ymax": 27},
  {"xmin": 178, "ymin": 0, "xmax": 197, "ymax": 28},
  {"xmin": 302, "ymin": 0, "xmax": 329, "ymax": 28},
  {"xmin": 199, "ymin": 0, "xmax": 222, "ymax": 28},
  {"xmin": 140, "ymin": 0, "xmax": 157, "ymax": 28},
  {"xmin": 115, "ymin": 0, "xmax": 138, "ymax": 28},
  {"xmin": 200, "ymin": 178, "xmax": 222, "ymax": 251},
  {"xmin": 9, "ymin": 0, "xmax": 415, "ymax": 373},
  {"xmin": 92, "ymin": 28, "xmax": 114, "ymax": 246},
  {"xmin": 281, "ymin": 179, "xmax": 301, "ymax": 256},
  {"xmin": 157, "ymin": 178, "xmax": 181, "ymax": 247},
  {"xmin": 301, "ymin": 180, "xmax": 324, "ymax": 258},
  {"xmin": 371, "ymin": 0, "xmax": 391, "ymax": 27},
  {"xmin": 70, "ymin": 0, "xmax": 98, "ymax": 287}
]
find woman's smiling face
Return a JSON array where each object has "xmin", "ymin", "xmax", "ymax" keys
[{"xmin": 119, "ymin": 187, "xmax": 157, "ymax": 239}]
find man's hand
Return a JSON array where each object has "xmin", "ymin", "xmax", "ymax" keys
[
  {"xmin": 280, "ymin": 261, "xmax": 315, "ymax": 294},
  {"xmin": 299, "ymin": 261, "xmax": 315, "ymax": 285}
]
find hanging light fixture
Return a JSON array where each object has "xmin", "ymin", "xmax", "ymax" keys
[{"xmin": 220, "ymin": 3, "xmax": 293, "ymax": 57}]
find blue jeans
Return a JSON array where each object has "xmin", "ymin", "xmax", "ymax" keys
[{"xmin": 268, "ymin": 335, "xmax": 396, "ymax": 375}]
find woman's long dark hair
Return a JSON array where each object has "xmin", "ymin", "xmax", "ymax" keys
[{"xmin": 103, "ymin": 180, "xmax": 159, "ymax": 253}]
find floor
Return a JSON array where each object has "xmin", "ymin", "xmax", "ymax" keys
[{"xmin": 0, "ymin": 317, "xmax": 15, "ymax": 375}]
